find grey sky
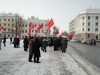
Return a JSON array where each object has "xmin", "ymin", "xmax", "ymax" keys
[{"xmin": 0, "ymin": 0, "xmax": 100, "ymax": 33}]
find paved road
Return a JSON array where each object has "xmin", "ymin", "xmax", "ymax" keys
[{"xmin": 68, "ymin": 41, "xmax": 100, "ymax": 68}]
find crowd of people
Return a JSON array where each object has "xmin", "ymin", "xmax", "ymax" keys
[
  {"xmin": 23, "ymin": 36, "xmax": 68, "ymax": 63},
  {"xmin": 0, "ymin": 35, "xmax": 68, "ymax": 63}
]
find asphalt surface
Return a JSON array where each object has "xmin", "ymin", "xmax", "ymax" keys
[{"xmin": 68, "ymin": 41, "xmax": 100, "ymax": 68}]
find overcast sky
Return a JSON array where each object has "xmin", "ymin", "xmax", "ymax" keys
[{"xmin": 0, "ymin": 0, "xmax": 100, "ymax": 33}]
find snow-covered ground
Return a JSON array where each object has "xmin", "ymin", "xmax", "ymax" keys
[{"xmin": 0, "ymin": 39, "xmax": 88, "ymax": 75}]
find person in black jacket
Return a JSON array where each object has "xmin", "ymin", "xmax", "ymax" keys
[
  {"xmin": 13, "ymin": 37, "xmax": 17, "ymax": 48},
  {"xmin": 23, "ymin": 36, "xmax": 29, "ymax": 51},
  {"xmin": 3, "ymin": 35, "xmax": 6, "ymax": 47},
  {"xmin": 32, "ymin": 37, "xmax": 41, "ymax": 63}
]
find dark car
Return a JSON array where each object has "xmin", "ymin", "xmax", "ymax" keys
[{"xmin": 90, "ymin": 39, "xmax": 96, "ymax": 45}]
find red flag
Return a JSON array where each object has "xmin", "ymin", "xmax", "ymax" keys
[
  {"xmin": 55, "ymin": 29, "xmax": 59, "ymax": 34},
  {"xmin": 68, "ymin": 32, "xmax": 74, "ymax": 40},
  {"xmin": 28, "ymin": 24, "xmax": 36, "ymax": 30},
  {"xmin": 36, "ymin": 23, "xmax": 43, "ymax": 33},
  {"xmin": 18, "ymin": 29, "xmax": 22, "ymax": 33},
  {"xmin": 31, "ymin": 24, "xmax": 37, "ymax": 29},
  {"xmin": 47, "ymin": 18, "xmax": 54, "ymax": 29},
  {"xmin": 0, "ymin": 25, "xmax": 5, "ymax": 30},
  {"xmin": 38, "ymin": 23, "xmax": 43, "ymax": 30}
]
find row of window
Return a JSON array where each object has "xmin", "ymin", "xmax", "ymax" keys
[
  {"xmin": 0, "ymin": 19, "xmax": 14, "ymax": 21},
  {"xmin": 3, "ymin": 34, "xmax": 14, "ymax": 37},
  {"xmin": 82, "ymin": 28, "xmax": 98, "ymax": 31},
  {"xmin": 83, "ymin": 22, "xmax": 99, "ymax": 26},
  {"xmin": 22, "ymin": 24, "xmax": 47, "ymax": 27},
  {"xmin": 4, "ymin": 29, "xmax": 14, "ymax": 31},
  {"xmin": 22, "ymin": 30, "xmax": 44, "ymax": 33},
  {"xmin": 83, "ymin": 16, "xmax": 99, "ymax": 20},
  {"xmin": 0, "ymin": 24, "xmax": 14, "ymax": 26}
]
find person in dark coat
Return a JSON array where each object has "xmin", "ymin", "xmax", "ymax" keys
[
  {"xmin": 42, "ymin": 37, "xmax": 47, "ymax": 52},
  {"xmin": 32, "ymin": 37, "xmax": 41, "ymax": 63},
  {"xmin": 53, "ymin": 37, "xmax": 58, "ymax": 51},
  {"xmin": 13, "ymin": 37, "xmax": 17, "ymax": 48},
  {"xmin": 61, "ymin": 37, "xmax": 68, "ymax": 53},
  {"xmin": 3, "ymin": 35, "xmax": 6, "ymax": 47},
  {"xmin": 23, "ymin": 36, "xmax": 29, "ymax": 51}
]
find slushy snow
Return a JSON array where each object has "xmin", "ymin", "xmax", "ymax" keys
[{"xmin": 0, "ymin": 39, "xmax": 87, "ymax": 75}]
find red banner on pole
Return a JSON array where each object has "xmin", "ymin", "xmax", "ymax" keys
[
  {"xmin": 47, "ymin": 18, "xmax": 54, "ymax": 29},
  {"xmin": 0, "ymin": 25, "xmax": 5, "ymax": 30}
]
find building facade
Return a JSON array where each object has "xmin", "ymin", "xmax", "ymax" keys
[
  {"xmin": 0, "ymin": 12, "xmax": 23, "ymax": 38},
  {"xmin": 69, "ymin": 9, "xmax": 100, "ymax": 41},
  {"xmin": 21, "ymin": 16, "xmax": 49, "ymax": 39}
]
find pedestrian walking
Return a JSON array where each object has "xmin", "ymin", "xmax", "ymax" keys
[
  {"xmin": 3, "ymin": 35, "xmax": 6, "ymax": 47},
  {"xmin": 41, "ymin": 37, "xmax": 47, "ymax": 52},
  {"xmin": 23, "ymin": 36, "xmax": 29, "ymax": 51},
  {"xmin": 61, "ymin": 36, "xmax": 68, "ymax": 53}
]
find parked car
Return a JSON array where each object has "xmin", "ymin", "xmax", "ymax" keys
[
  {"xmin": 70, "ymin": 39, "xmax": 77, "ymax": 42},
  {"xmin": 90, "ymin": 39, "xmax": 96, "ymax": 45}
]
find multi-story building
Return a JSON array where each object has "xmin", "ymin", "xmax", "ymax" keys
[
  {"xmin": 69, "ymin": 9, "xmax": 100, "ymax": 41},
  {"xmin": 21, "ymin": 16, "xmax": 49, "ymax": 39},
  {"xmin": 0, "ymin": 12, "xmax": 23, "ymax": 38}
]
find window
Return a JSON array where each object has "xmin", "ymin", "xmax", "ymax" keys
[
  {"xmin": 8, "ymin": 28, "xmax": 10, "ymax": 31},
  {"xmin": 82, "ymin": 23, "xmax": 84, "ymax": 26},
  {"xmin": 0, "ymin": 19, "xmax": 1, "ymax": 21},
  {"xmin": 25, "ymin": 24, "xmax": 27, "ymax": 27},
  {"xmin": 25, "ymin": 30, "xmax": 27, "ymax": 33},
  {"xmin": 88, "ymin": 34, "xmax": 90, "ymax": 37},
  {"xmin": 95, "ymin": 28, "xmax": 98, "ymax": 31},
  {"xmin": 96, "ymin": 16, "xmax": 98, "ymax": 20},
  {"xmin": 4, "ymin": 29, "xmax": 6, "ymax": 31},
  {"xmin": 88, "ymin": 16, "xmax": 90, "ymax": 20},
  {"xmin": 12, "ymin": 19, "xmax": 14, "ymax": 21},
  {"xmin": 22, "ymin": 25, "xmax": 24, "ymax": 27},
  {"xmin": 88, "ymin": 28, "xmax": 90, "ymax": 31},
  {"xmin": 4, "ymin": 19, "xmax": 6, "ymax": 21},
  {"xmin": 42, "ymin": 30, "xmax": 43, "ymax": 33},
  {"xmin": 22, "ymin": 30, "xmax": 24, "ymax": 33},
  {"xmin": 82, "ymin": 17, "xmax": 84, "ymax": 20},
  {"xmin": 96, "ymin": 22, "xmax": 98, "ymax": 26},
  {"xmin": 8, "ymin": 19, "xmax": 10, "ymax": 21},
  {"xmin": 12, "ymin": 24, "xmax": 14, "ymax": 26},
  {"xmin": 88, "ymin": 22, "xmax": 90, "ymax": 26},
  {"xmin": 4, "ymin": 23, "xmax": 6, "ymax": 26},
  {"xmin": 32, "ymin": 30, "xmax": 34, "ymax": 32},
  {"xmin": 8, "ymin": 24, "xmax": 10, "ymax": 26},
  {"xmin": 82, "ymin": 28, "xmax": 84, "ymax": 31}
]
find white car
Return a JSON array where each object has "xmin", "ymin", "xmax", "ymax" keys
[{"xmin": 70, "ymin": 39, "xmax": 77, "ymax": 42}]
